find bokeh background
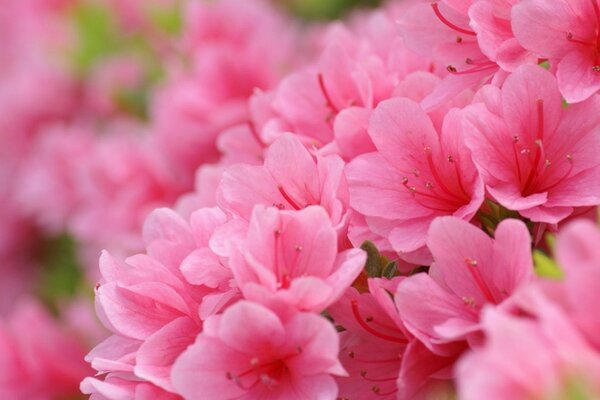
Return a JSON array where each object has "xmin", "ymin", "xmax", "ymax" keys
[{"xmin": 0, "ymin": 1, "xmax": 385, "ymax": 398}]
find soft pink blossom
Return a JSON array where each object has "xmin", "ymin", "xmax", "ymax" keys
[
  {"xmin": 151, "ymin": 0, "xmax": 297, "ymax": 181},
  {"xmin": 218, "ymin": 133, "xmax": 351, "ymax": 236},
  {"xmin": 329, "ymin": 278, "xmax": 408, "ymax": 400},
  {"xmin": 229, "ymin": 206, "xmax": 365, "ymax": 316},
  {"xmin": 346, "ymin": 97, "xmax": 483, "ymax": 256},
  {"xmin": 85, "ymin": 206, "xmax": 237, "ymax": 396},
  {"xmin": 171, "ymin": 300, "xmax": 346, "ymax": 400},
  {"xmin": 457, "ymin": 300, "xmax": 600, "ymax": 399},
  {"xmin": 395, "ymin": 216, "xmax": 533, "ymax": 353},
  {"xmin": 0, "ymin": 298, "xmax": 93, "ymax": 400},
  {"xmin": 512, "ymin": 0, "xmax": 600, "ymax": 102},
  {"xmin": 463, "ymin": 65, "xmax": 600, "ymax": 224}
]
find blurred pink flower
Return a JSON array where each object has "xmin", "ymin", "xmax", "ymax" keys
[
  {"xmin": 0, "ymin": 298, "xmax": 93, "ymax": 400},
  {"xmin": 457, "ymin": 301, "xmax": 600, "ymax": 399}
]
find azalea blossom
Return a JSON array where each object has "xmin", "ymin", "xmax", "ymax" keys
[
  {"xmin": 346, "ymin": 97, "xmax": 484, "ymax": 256},
  {"xmin": 229, "ymin": 205, "xmax": 366, "ymax": 316},
  {"xmin": 512, "ymin": 0, "xmax": 600, "ymax": 103},
  {"xmin": 463, "ymin": 64, "xmax": 600, "ymax": 224},
  {"xmin": 395, "ymin": 216, "xmax": 534, "ymax": 352},
  {"xmin": 171, "ymin": 301, "xmax": 346, "ymax": 400},
  {"xmin": 457, "ymin": 302, "xmax": 600, "ymax": 400}
]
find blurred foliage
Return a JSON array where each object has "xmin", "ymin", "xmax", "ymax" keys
[
  {"xmin": 149, "ymin": 3, "xmax": 183, "ymax": 35},
  {"xmin": 69, "ymin": 2, "xmax": 122, "ymax": 74},
  {"xmin": 280, "ymin": 0, "xmax": 383, "ymax": 20},
  {"xmin": 36, "ymin": 234, "xmax": 85, "ymax": 313},
  {"xmin": 533, "ymin": 250, "xmax": 563, "ymax": 280}
]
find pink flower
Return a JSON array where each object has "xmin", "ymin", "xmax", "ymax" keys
[
  {"xmin": 398, "ymin": 1, "xmax": 501, "ymax": 109},
  {"xmin": 395, "ymin": 216, "xmax": 533, "ymax": 353},
  {"xmin": 151, "ymin": 0, "xmax": 297, "ymax": 179},
  {"xmin": 512, "ymin": 0, "xmax": 600, "ymax": 103},
  {"xmin": 463, "ymin": 65, "xmax": 600, "ymax": 224},
  {"xmin": 346, "ymin": 97, "xmax": 483, "ymax": 256},
  {"xmin": 85, "ymin": 206, "xmax": 236, "ymax": 396},
  {"xmin": 230, "ymin": 206, "xmax": 366, "ymax": 316},
  {"xmin": 457, "ymin": 301, "xmax": 600, "ymax": 400},
  {"xmin": 546, "ymin": 219, "xmax": 600, "ymax": 350},
  {"xmin": 171, "ymin": 300, "xmax": 346, "ymax": 400},
  {"xmin": 0, "ymin": 298, "xmax": 93, "ymax": 400},
  {"xmin": 329, "ymin": 278, "xmax": 408, "ymax": 399},
  {"xmin": 218, "ymin": 133, "xmax": 351, "ymax": 236},
  {"xmin": 257, "ymin": 9, "xmax": 432, "ymax": 159},
  {"xmin": 69, "ymin": 127, "xmax": 187, "ymax": 262},
  {"xmin": 468, "ymin": 0, "xmax": 535, "ymax": 72}
]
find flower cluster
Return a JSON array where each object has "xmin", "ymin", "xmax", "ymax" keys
[{"xmin": 3, "ymin": 0, "xmax": 600, "ymax": 399}]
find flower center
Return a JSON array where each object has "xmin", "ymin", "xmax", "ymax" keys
[{"xmin": 401, "ymin": 146, "xmax": 470, "ymax": 213}]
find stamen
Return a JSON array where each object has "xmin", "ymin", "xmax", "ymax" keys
[
  {"xmin": 424, "ymin": 146, "xmax": 466, "ymax": 201},
  {"xmin": 537, "ymin": 154, "xmax": 575, "ymax": 192},
  {"xmin": 521, "ymin": 99, "xmax": 545, "ymax": 194},
  {"xmin": 360, "ymin": 370, "xmax": 398, "ymax": 383},
  {"xmin": 448, "ymin": 154, "xmax": 470, "ymax": 198},
  {"xmin": 566, "ymin": 32, "xmax": 595, "ymax": 47},
  {"xmin": 402, "ymin": 179, "xmax": 464, "ymax": 212},
  {"xmin": 317, "ymin": 73, "xmax": 340, "ymax": 114},
  {"xmin": 446, "ymin": 62, "xmax": 497, "ymax": 75},
  {"xmin": 431, "ymin": 3, "xmax": 476, "ymax": 36},
  {"xmin": 372, "ymin": 385, "xmax": 399, "ymax": 396},
  {"xmin": 277, "ymin": 185, "xmax": 302, "ymax": 210},
  {"xmin": 351, "ymin": 300, "xmax": 407, "ymax": 344},
  {"xmin": 464, "ymin": 258, "xmax": 497, "ymax": 304},
  {"xmin": 347, "ymin": 351, "xmax": 401, "ymax": 364}
]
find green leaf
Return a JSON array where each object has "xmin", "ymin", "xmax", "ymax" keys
[
  {"xmin": 533, "ymin": 250, "xmax": 563, "ymax": 279},
  {"xmin": 382, "ymin": 261, "xmax": 398, "ymax": 279},
  {"xmin": 69, "ymin": 3, "xmax": 121, "ymax": 74},
  {"xmin": 36, "ymin": 234, "xmax": 85, "ymax": 312},
  {"xmin": 283, "ymin": 0, "xmax": 382, "ymax": 20},
  {"xmin": 360, "ymin": 240, "xmax": 383, "ymax": 278}
]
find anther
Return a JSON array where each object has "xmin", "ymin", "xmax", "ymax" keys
[
  {"xmin": 462, "ymin": 297, "xmax": 476, "ymax": 307},
  {"xmin": 594, "ymin": 65, "xmax": 600, "ymax": 72},
  {"xmin": 466, "ymin": 258, "xmax": 478, "ymax": 267},
  {"xmin": 447, "ymin": 65, "xmax": 457, "ymax": 73},
  {"xmin": 425, "ymin": 182, "xmax": 434, "ymax": 189},
  {"xmin": 447, "ymin": 155, "xmax": 454, "ymax": 162},
  {"xmin": 512, "ymin": 135, "xmax": 519, "ymax": 143},
  {"xmin": 544, "ymin": 159, "xmax": 551, "ymax": 167}
]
